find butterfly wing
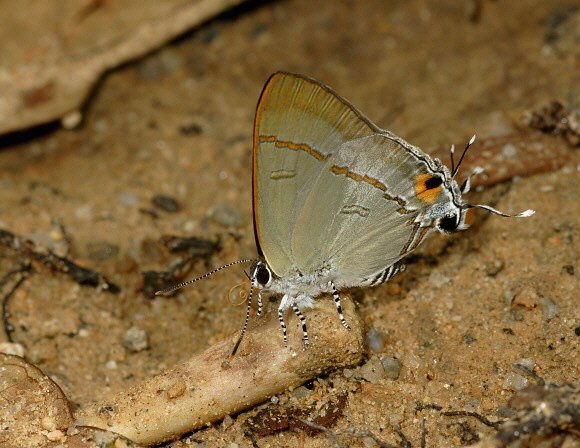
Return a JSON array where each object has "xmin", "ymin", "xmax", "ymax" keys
[
  {"xmin": 253, "ymin": 72, "xmax": 380, "ymax": 278},
  {"xmin": 291, "ymin": 132, "xmax": 455, "ymax": 286}
]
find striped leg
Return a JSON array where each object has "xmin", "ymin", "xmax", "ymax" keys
[
  {"xmin": 256, "ymin": 290, "xmax": 263, "ymax": 318},
  {"xmin": 278, "ymin": 307, "xmax": 288, "ymax": 347},
  {"xmin": 330, "ymin": 281, "xmax": 351, "ymax": 330},
  {"xmin": 292, "ymin": 305, "xmax": 309, "ymax": 348}
]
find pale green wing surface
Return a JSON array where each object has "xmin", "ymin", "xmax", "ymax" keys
[
  {"xmin": 291, "ymin": 134, "xmax": 453, "ymax": 285},
  {"xmin": 253, "ymin": 72, "xmax": 379, "ymax": 277}
]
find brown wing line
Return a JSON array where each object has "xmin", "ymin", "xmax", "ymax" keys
[
  {"xmin": 400, "ymin": 219, "xmax": 436, "ymax": 256},
  {"xmin": 258, "ymin": 135, "xmax": 331, "ymax": 162},
  {"xmin": 252, "ymin": 71, "xmax": 381, "ymax": 256},
  {"xmin": 329, "ymin": 164, "xmax": 409, "ymax": 211}
]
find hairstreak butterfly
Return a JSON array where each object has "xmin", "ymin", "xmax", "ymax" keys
[{"xmin": 158, "ymin": 72, "xmax": 534, "ymax": 357}]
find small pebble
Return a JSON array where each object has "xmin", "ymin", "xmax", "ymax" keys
[
  {"xmin": 167, "ymin": 380, "xmax": 186, "ymax": 399},
  {"xmin": 503, "ymin": 372, "xmax": 529, "ymax": 391},
  {"xmin": 514, "ymin": 358, "xmax": 535, "ymax": 371},
  {"xmin": 222, "ymin": 415, "xmax": 234, "ymax": 429},
  {"xmin": 270, "ymin": 396, "xmax": 279, "ymax": 404},
  {"xmin": 495, "ymin": 404, "xmax": 516, "ymax": 418},
  {"xmin": 41, "ymin": 416, "xmax": 57, "ymax": 431},
  {"xmin": 208, "ymin": 202, "xmax": 243, "ymax": 228},
  {"xmin": 343, "ymin": 368, "xmax": 355, "ymax": 379},
  {"xmin": 123, "ymin": 326, "xmax": 149, "ymax": 352},
  {"xmin": 403, "ymin": 353, "xmax": 422, "ymax": 370},
  {"xmin": 428, "ymin": 271, "xmax": 450, "ymax": 288},
  {"xmin": 485, "ymin": 259, "xmax": 504, "ymax": 276},
  {"xmin": 61, "ymin": 110, "xmax": 82, "ymax": 129},
  {"xmin": 152, "ymin": 195, "xmax": 180, "ymax": 213},
  {"xmin": 291, "ymin": 386, "xmax": 310, "ymax": 399},
  {"xmin": 462, "ymin": 334, "xmax": 476, "ymax": 345},
  {"xmin": 44, "ymin": 430, "xmax": 65, "ymax": 442},
  {"xmin": 513, "ymin": 287, "xmax": 539, "ymax": 308},
  {"xmin": 501, "ymin": 143, "xmax": 517, "ymax": 158},
  {"xmin": 540, "ymin": 297, "xmax": 560, "ymax": 321},
  {"xmin": 380, "ymin": 357, "xmax": 402, "ymax": 380},
  {"xmin": 356, "ymin": 357, "xmax": 387, "ymax": 384},
  {"xmin": 0, "ymin": 342, "xmax": 25, "ymax": 357},
  {"xmin": 180, "ymin": 123, "xmax": 203, "ymax": 135},
  {"xmin": 118, "ymin": 192, "xmax": 139, "ymax": 206},
  {"xmin": 364, "ymin": 326, "xmax": 385, "ymax": 353},
  {"xmin": 362, "ymin": 436, "xmax": 378, "ymax": 447},
  {"xmin": 503, "ymin": 290, "xmax": 516, "ymax": 305},
  {"xmin": 105, "ymin": 360, "xmax": 117, "ymax": 370},
  {"xmin": 510, "ymin": 309, "xmax": 524, "ymax": 322}
]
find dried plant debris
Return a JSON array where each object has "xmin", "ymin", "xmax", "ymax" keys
[
  {"xmin": 1, "ymin": 264, "xmax": 31, "ymax": 342},
  {"xmin": 245, "ymin": 394, "xmax": 348, "ymax": 437},
  {"xmin": 151, "ymin": 194, "xmax": 180, "ymax": 213},
  {"xmin": 415, "ymin": 382, "xmax": 579, "ymax": 447},
  {"xmin": 490, "ymin": 383, "xmax": 580, "ymax": 447},
  {"xmin": 0, "ymin": 353, "xmax": 143, "ymax": 447},
  {"xmin": 76, "ymin": 298, "xmax": 363, "ymax": 445},
  {"xmin": 428, "ymin": 133, "xmax": 572, "ymax": 188},
  {"xmin": 0, "ymin": 228, "xmax": 119, "ymax": 292},
  {"xmin": 297, "ymin": 419, "xmax": 408, "ymax": 448},
  {"xmin": 523, "ymin": 101, "xmax": 580, "ymax": 146},
  {"xmin": 141, "ymin": 235, "xmax": 221, "ymax": 298},
  {"xmin": 160, "ymin": 235, "xmax": 222, "ymax": 256}
]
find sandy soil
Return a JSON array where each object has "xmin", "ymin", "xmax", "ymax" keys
[{"xmin": 0, "ymin": 0, "xmax": 578, "ymax": 446}]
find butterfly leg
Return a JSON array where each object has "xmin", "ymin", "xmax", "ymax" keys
[
  {"xmin": 256, "ymin": 290, "xmax": 263, "ymax": 318},
  {"xmin": 278, "ymin": 302, "xmax": 288, "ymax": 347},
  {"xmin": 292, "ymin": 305, "xmax": 309, "ymax": 348},
  {"xmin": 230, "ymin": 282, "xmax": 254, "ymax": 358},
  {"xmin": 330, "ymin": 281, "xmax": 351, "ymax": 330}
]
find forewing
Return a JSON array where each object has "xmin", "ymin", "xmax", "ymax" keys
[{"xmin": 253, "ymin": 72, "xmax": 379, "ymax": 277}]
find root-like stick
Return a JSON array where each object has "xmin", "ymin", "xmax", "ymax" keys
[{"xmin": 76, "ymin": 297, "xmax": 363, "ymax": 445}]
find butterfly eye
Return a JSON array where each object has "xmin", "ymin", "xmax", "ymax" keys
[
  {"xmin": 439, "ymin": 213, "xmax": 460, "ymax": 232},
  {"xmin": 255, "ymin": 264, "xmax": 271, "ymax": 287},
  {"xmin": 424, "ymin": 176, "xmax": 443, "ymax": 190}
]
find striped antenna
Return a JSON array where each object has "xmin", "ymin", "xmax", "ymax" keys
[
  {"xmin": 155, "ymin": 259, "xmax": 255, "ymax": 295},
  {"xmin": 465, "ymin": 204, "xmax": 535, "ymax": 218},
  {"xmin": 449, "ymin": 143, "xmax": 456, "ymax": 175},
  {"xmin": 452, "ymin": 135, "xmax": 476, "ymax": 178}
]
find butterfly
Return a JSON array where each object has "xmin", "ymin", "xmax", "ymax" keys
[{"xmin": 159, "ymin": 72, "xmax": 534, "ymax": 356}]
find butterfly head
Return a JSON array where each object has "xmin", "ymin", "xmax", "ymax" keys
[
  {"xmin": 249, "ymin": 259, "xmax": 273, "ymax": 289},
  {"xmin": 434, "ymin": 135, "xmax": 534, "ymax": 235}
]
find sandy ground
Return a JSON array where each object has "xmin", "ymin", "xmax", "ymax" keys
[{"xmin": 0, "ymin": 0, "xmax": 578, "ymax": 446}]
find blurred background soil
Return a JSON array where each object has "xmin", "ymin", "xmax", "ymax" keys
[{"xmin": 0, "ymin": 0, "xmax": 578, "ymax": 446}]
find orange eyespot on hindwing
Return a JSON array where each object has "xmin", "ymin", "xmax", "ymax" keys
[{"xmin": 415, "ymin": 173, "xmax": 443, "ymax": 203}]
